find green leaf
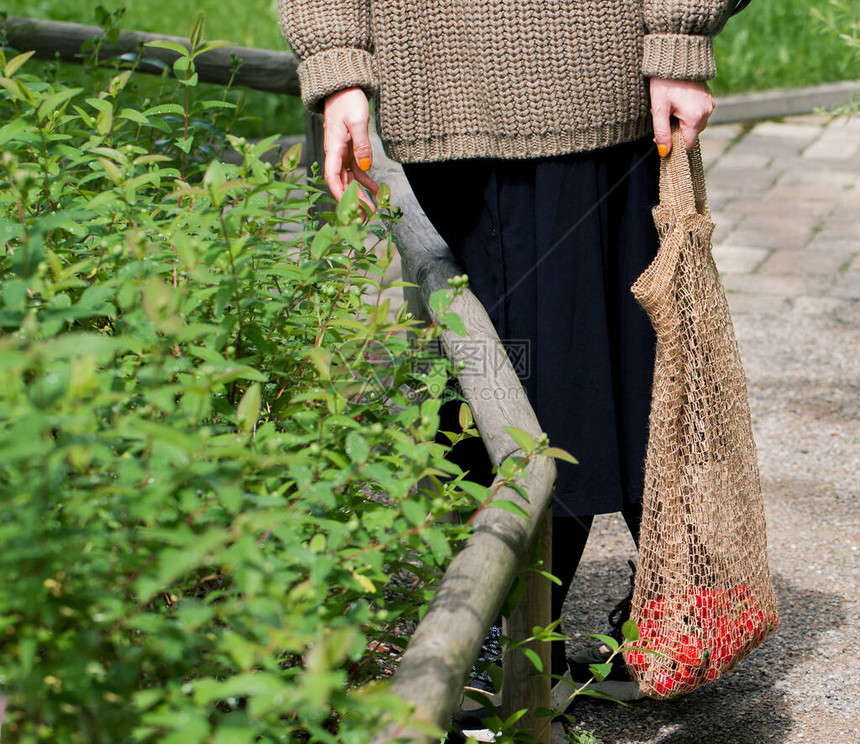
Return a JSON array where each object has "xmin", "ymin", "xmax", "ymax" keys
[
  {"xmin": 118, "ymin": 108, "xmax": 150, "ymax": 125},
  {"xmin": 488, "ymin": 499, "xmax": 529, "ymax": 520},
  {"xmin": 502, "ymin": 425, "xmax": 536, "ymax": 454},
  {"xmin": 307, "ymin": 348, "xmax": 331, "ymax": 380},
  {"xmin": 194, "ymin": 40, "xmax": 235, "ymax": 55},
  {"xmin": 439, "ymin": 311, "xmax": 466, "ymax": 336},
  {"xmin": 458, "ymin": 402, "xmax": 473, "ymax": 431},
  {"xmin": 345, "ymin": 430, "xmax": 370, "ymax": 463},
  {"xmin": 86, "ymin": 97, "xmax": 114, "ymax": 114},
  {"xmin": 37, "ymin": 87, "xmax": 84, "ymax": 121},
  {"xmin": 96, "ymin": 108, "xmax": 114, "ymax": 136},
  {"xmin": 236, "ymin": 382, "xmax": 261, "ymax": 434},
  {"xmin": 533, "ymin": 569, "xmax": 563, "ymax": 586},
  {"xmin": 200, "ymin": 100, "xmax": 238, "ymax": 110},
  {"xmin": 4, "ymin": 50, "xmax": 35, "ymax": 77},
  {"xmin": 144, "ymin": 103, "xmax": 186, "ymax": 116},
  {"xmin": 429, "ymin": 288, "xmax": 453, "ymax": 315},
  {"xmin": 541, "ymin": 446, "xmax": 578, "ymax": 464},
  {"xmin": 501, "ymin": 574, "xmax": 525, "ymax": 617},
  {"xmin": 521, "ymin": 647, "xmax": 543, "ymax": 672},
  {"xmin": 576, "ymin": 688, "xmax": 628, "ymax": 705},
  {"xmin": 588, "ymin": 662, "xmax": 613, "ymax": 683},
  {"xmin": 189, "ymin": 13, "xmax": 206, "ymax": 48},
  {"xmin": 400, "ymin": 498, "xmax": 427, "ymax": 527},
  {"xmin": 582, "ymin": 633, "xmax": 620, "ymax": 652},
  {"xmin": 422, "ymin": 526, "xmax": 452, "ymax": 565},
  {"xmin": 0, "ymin": 76, "xmax": 30, "ymax": 102},
  {"xmin": 0, "ymin": 117, "xmax": 27, "ymax": 146},
  {"xmin": 335, "ymin": 181, "xmax": 362, "ymax": 225},
  {"xmin": 485, "ymin": 661, "xmax": 503, "ymax": 694},
  {"xmin": 174, "ymin": 135, "xmax": 195, "ymax": 154},
  {"xmin": 457, "ymin": 479, "xmax": 489, "ymax": 505},
  {"xmin": 622, "ymin": 619, "xmax": 640, "ymax": 642},
  {"xmin": 144, "ymin": 40, "xmax": 191, "ymax": 56},
  {"xmin": 108, "ymin": 70, "xmax": 133, "ymax": 96}
]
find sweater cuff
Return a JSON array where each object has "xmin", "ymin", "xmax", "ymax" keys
[
  {"xmin": 642, "ymin": 34, "xmax": 716, "ymax": 81},
  {"xmin": 297, "ymin": 47, "xmax": 378, "ymax": 113}
]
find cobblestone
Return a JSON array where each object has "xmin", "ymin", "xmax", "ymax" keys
[{"xmin": 758, "ymin": 249, "xmax": 854, "ymax": 277}]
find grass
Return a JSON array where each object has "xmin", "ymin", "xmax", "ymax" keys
[
  {"xmin": 4, "ymin": 0, "xmax": 287, "ymax": 50},
  {"xmin": 712, "ymin": 0, "xmax": 860, "ymax": 96},
  {"xmin": 2, "ymin": 1, "xmax": 304, "ymax": 135},
  {"xmin": 2, "ymin": 0, "xmax": 859, "ymax": 131}
]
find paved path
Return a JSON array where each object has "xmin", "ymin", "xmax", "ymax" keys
[{"xmin": 702, "ymin": 113, "xmax": 860, "ymax": 314}]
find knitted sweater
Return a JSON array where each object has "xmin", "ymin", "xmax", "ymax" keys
[{"xmin": 279, "ymin": 1, "xmax": 735, "ymax": 164}]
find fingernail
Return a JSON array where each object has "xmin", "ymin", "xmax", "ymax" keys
[
  {"xmin": 657, "ymin": 144, "xmax": 669, "ymax": 158},
  {"xmin": 359, "ymin": 157, "xmax": 371, "ymax": 171}
]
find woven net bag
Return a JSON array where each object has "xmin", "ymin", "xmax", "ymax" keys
[{"xmin": 625, "ymin": 126, "xmax": 778, "ymax": 699}]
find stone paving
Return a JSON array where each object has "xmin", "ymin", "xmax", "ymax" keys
[{"xmin": 701, "ymin": 113, "xmax": 860, "ymax": 315}]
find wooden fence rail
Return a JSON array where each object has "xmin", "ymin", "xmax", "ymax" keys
[
  {"xmin": 371, "ymin": 143, "xmax": 556, "ymax": 743},
  {"xmin": 1, "ymin": 16, "xmax": 301, "ymax": 96},
  {"xmin": 2, "ymin": 18, "xmax": 556, "ymax": 742}
]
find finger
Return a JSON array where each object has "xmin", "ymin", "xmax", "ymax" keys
[
  {"xmin": 324, "ymin": 147, "xmax": 348, "ymax": 201},
  {"xmin": 346, "ymin": 113, "xmax": 373, "ymax": 173},
  {"xmin": 651, "ymin": 105, "xmax": 673, "ymax": 158},
  {"xmin": 351, "ymin": 165, "xmax": 380, "ymax": 195},
  {"xmin": 678, "ymin": 118, "xmax": 700, "ymax": 152},
  {"xmin": 324, "ymin": 121, "xmax": 350, "ymax": 201}
]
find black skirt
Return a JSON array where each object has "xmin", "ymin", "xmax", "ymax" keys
[{"xmin": 401, "ymin": 135, "xmax": 661, "ymax": 518}]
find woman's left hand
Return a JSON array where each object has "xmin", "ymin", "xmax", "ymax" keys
[{"xmin": 649, "ymin": 78, "xmax": 716, "ymax": 156}]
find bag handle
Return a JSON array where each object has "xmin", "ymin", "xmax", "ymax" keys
[{"xmin": 659, "ymin": 124, "xmax": 710, "ymax": 218}]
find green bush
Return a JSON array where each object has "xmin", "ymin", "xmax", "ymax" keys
[{"xmin": 0, "ymin": 38, "xmax": 489, "ymax": 744}]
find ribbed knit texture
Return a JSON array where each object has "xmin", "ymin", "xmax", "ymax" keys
[{"xmin": 279, "ymin": 1, "xmax": 734, "ymax": 164}]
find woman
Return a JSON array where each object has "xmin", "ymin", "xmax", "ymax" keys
[{"xmin": 280, "ymin": 0, "xmax": 744, "ymax": 702}]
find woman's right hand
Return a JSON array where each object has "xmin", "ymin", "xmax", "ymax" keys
[{"xmin": 323, "ymin": 87, "xmax": 378, "ymax": 215}]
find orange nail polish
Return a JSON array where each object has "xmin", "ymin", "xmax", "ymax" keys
[
  {"xmin": 657, "ymin": 144, "xmax": 669, "ymax": 158},
  {"xmin": 359, "ymin": 157, "xmax": 371, "ymax": 171}
]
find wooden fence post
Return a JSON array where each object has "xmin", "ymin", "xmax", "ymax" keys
[
  {"xmin": 502, "ymin": 507, "xmax": 553, "ymax": 744},
  {"xmin": 304, "ymin": 110, "xmax": 325, "ymax": 177}
]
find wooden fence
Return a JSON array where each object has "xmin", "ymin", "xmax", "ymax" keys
[{"xmin": 1, "ymin": 17, "xmax": 557, "ymax": 743}]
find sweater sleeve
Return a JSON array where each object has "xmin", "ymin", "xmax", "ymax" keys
[
  {"xmin": 278, "ymin": 0, "xmax": 377, "ymax": 113},
  {"xmin": 641, "ymin": 1, "xmax": 736, "ymax": 81}
]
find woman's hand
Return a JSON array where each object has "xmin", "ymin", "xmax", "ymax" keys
[
  {"xmin": 323, "ymin": 87, "xmax": 378, "ymax": 215},
  {"xmin": 649, "ymin": 78, "xmax": 716, "ymax": 156}
]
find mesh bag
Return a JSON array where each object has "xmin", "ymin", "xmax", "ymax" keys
[{"xmin": 625, "ymin": 126, "xmax": 778, "ymax": 699}]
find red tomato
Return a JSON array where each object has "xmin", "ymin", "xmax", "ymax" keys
[
  {"xmin": 653, "ymin": 671, "xmax": 679, "ymax": 696},
  {"xmin": 730, "ymin": 584, "xmax": 751, "ymax": 602},
  {"xmin": 642, "ymin": 597, "xmax": 666, "ymax": 621},
  {"xmin": 692, "ymin": 588, "xmax": 725, "ymax": 612},
  {"xmin": 691, "ymin": 588, "xmax": 726, "ymax": 631},
  {"xmin": 712, "ymin": 628, "xmax": 736, "ymax": 666},
  {"xmin": 674, "ymin": 663, "xmax": 698, "ymax": 692},
  {"xmin": 705, "ymin": 666, "xmax": 719, "ymax": 682},
  {"xmin": 638, "ymin": 618, "xmax": 662, "ymax": 642},
  {"xmin": 625, "ymin": 649, "xmax": 648, "ymax": 674},
  {"xmin": 675, "ymin": 634, "xmax": 706, "ymax": 667}
]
